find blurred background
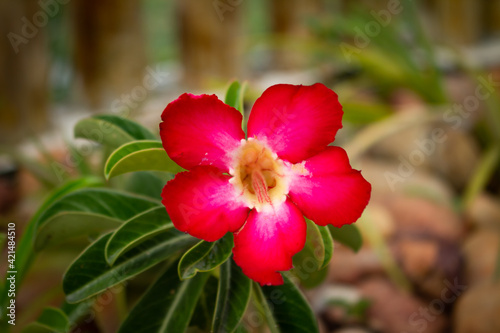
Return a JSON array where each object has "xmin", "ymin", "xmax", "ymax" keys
[{"xmin": 1, "ymin": 0, "xmax": 500, "ymax": 332}]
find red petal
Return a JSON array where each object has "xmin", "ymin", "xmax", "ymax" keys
[
  {"xmin": 162, "ymin": 166, "xmax": 249, "ymax": 242},
  {"xmin": 160, "ymin": 93, "xmax": 245, "ymax": 172},
  {"xmin": 289, "ymin": 147, "xmax": 371, "ymax": 227},
  {"xmin": 247, "ymin": 83, "xmax": 343, "ymax": 163},
  {"xmin": 232, "ymin": 199, "xmax": 306, "ymax": 285}
]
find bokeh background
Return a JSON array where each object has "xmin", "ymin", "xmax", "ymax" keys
[{"xmin": 1, "ymin": 0, "xmax": 500, "ymax": 332}]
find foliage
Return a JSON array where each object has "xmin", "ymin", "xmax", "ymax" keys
[{"xmin": 0, "ymin": 81, "xmax": 369, "ymax": 333}]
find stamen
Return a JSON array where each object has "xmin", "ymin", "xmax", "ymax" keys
[
  {"xmin": 229, "ymin": 138, "xmax": 290, "ymax": 211},
  {"xmin": 251, "ymin": 170, "xmax": 271, "ymax": 204}
]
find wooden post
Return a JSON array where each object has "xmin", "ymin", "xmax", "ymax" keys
[
  {"xmin": 0, "ymin": 0, "xmax": 49, "ymax": 144},
  {"xmin": 177, "ymin": 0, "xmax": 243, "ymax": 87},
  {"xmin": 270, "ymin": 0, "xmax": 323, "ymax": 69},
  {"xmin": 485, "ymin": 0, "xmax": 500, "ymax": 37},
  {"xmin": 435, "ymin": 0, "xmax": 482, "ymax": 45},
  {"xmin": 71, "ymin": 0, "xmax": 147, "ymax": 109}
]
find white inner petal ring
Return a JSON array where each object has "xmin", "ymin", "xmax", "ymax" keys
[{"xmin": 229, "ymin": 138, "xmax": 290, "ymax": 212}]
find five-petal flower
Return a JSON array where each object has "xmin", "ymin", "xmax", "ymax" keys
[{"xmin": 160, "ymin": 83, "xmax": 371, "ymax": 285}]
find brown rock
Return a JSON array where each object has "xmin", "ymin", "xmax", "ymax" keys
[
  {"xmin": 430, "ymin": 127, "xmax": 479, "ymax": 189},
  {"xmin": 398, "ymin": 238, "xmax": 439, "ymax": 280},
  {"xmin": 454, "ymin": 282, "xmax": 500, "ymax": 333},
  {"xmin": 357, "ymin": 158, "xmax": 454, "ymax": 205},
  {"xmin": 359, "ymin": 278, "xmax": 447, "ymax": 333},
  {"xmin": 463, "ymin": 230, "xmax": 500, "ymax": 286},
  {"xmin": 364, "ymin": 203, "xmax": 396, "ymax": 239},
  {"xmin": 465, "ymin": 193, "xmax": 500, "ymax": 231},
  {"xmin": 328, "ymin": 246, "xmax": 383, "ymax": 283},
  {"xmin": 385, "ymin": 196, "xmax": 463, "ymax": 297},
  {"xmin": 370, "ymin": 123, "xmax": 433, "ymax": 171},
  {"xmin": 385, "ymin": 195, "xmax": 464, "ymax": 242}
]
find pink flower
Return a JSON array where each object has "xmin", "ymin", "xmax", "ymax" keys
[{"xmin": 160, "ymin": 83, "xmax": 371, "ymax": 285}]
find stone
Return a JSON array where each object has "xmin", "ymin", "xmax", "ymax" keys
[
  {"xmin": 454, "ymin": 281, "xmax": 500, "ymax": 333},
  {"xmin": 465, "ymin": 193, "xmax": 500, "ymax": 231},
  {"xmin": 359, "ymin": 278, "xmax": 447, "ymax": 333},
  {"xmin": 463, "ymin": 230, "xmax": 500, "ymax": 286}
]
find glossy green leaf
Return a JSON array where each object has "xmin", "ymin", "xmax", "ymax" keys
[
  {"xmin": 33, "ymin": 188, "xmax": 160, "ymax": 250},
  {"xmin": 22, "ymin": 324, "xmax": 54, "ymax": 333},
  {"xmin": 318, "ymin": 225, "xmax": 334, "ymax": 268},
  {"xmin": 124, "ymin": 171, "xmax": 169, "ymax": 199},
  {"xmin": 117, "ymin": 263, "xmax": 209, "ymax": 333},
  {"xmin": 63, "ymin": 230, "xmax": 196, "ymax": 303},
  {"xmin": 0, "ymin": 177, "xmax": 102, "ymax": 320},
  {"xmin": 61, "ymin": 299, "xmax": 94, "ymax": 328},
  {"xmin": 74, "ymin": 114, "xmax": 156, "ymax": 149},
  {"xmin": 22, "ymin": 307, "xmax": 69, "ymax": 333},
  {"xmin": 104, "ymin": 140, "xmax": 184, "ymax": 179},
  {"xmin": 256, "ymin": 275, "xmax": 319, "ymax": 333},
  {"xmin": 105, "ymin": 206, "xmax": 173, "ymax": 265},
  {"xmin": 212, "ymin": 258, "xmax": 252, "ymax": 333},
  {"xmin": 292, "ymin": 221, "xmax": 334, "ymax": 288},
  {"xmin": 189, "ymin": 275, "xmax": 219, "ymax": 331},
  {"xmin": 328, "ymin": 224, "xmax": 362, "ymax": 252},
  {"xmin": 178, "ymin": 233, "xmax": 234, "ymax": 280}
]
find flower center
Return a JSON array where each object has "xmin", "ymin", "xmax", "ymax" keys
[{"xmin": 229, "ymin": 138, "xmax": 289, "ymax": 212}]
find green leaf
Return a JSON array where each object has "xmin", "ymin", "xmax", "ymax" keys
[
  {"xmin": 124, "ymin": 171, "xmax": 169, "ymax": 199},
  {"xmin": 328, "ymin": 224, "xmax": 362, "ymax": 252},
  {"xmin": 105, "ymin": 206, "xmax": 173, "ymax": 265},
  {"xmin": 66, "ymin": 142, "xmax": 93, "ymax": 177},
  {"xmin": 326, "ymin": 298, "xmax": 371, "ymax": 321},
  {"xmin": 318, "ymin": 225, "xmax": 334, "ymax": 268},
  {"xmin": 292, "ymin": 221, "xmax": 334, "ymax": 288},
  {"xmin": 342, "ymin": 102, "xmax": 391, "ymax": 124},
  {"xmin": 117, "ymin": 263, "xmax": 209, "ymax": 333},
  {"xmin": 63, "ymin": 230, "xmax": 196, "ymax": 303},
  {"xmin": 178, "ymin": 233, "xmax": 234, "ymax": 280},
  {"xmin": 234, "ymin": 324, "xmax": 249, "ymax": 333},
  {"xmin": 212, "ymin": 258, "xmax": 252, "ymax": 333},
  {"xmin": 0, "ymin": 177, "xmax": 102, "ymax": 320},
  {"xmin": 225, "ymin": 80, "xmax": 247, "ymax": 130},
  {"xmin": 256, "ymin": 275, "xmax": 319, "ymax": 333},
  {"xmin": 22, "ymin": 325, "xmax": 54, "ymax": 333},
  {"xmin": 22, "ymin": 307, "xmax": 70, "ymax": 333},
  {"xmin": 33, "ymin": 188, "xmax": 160, "ymax": 250},
  {"xmin": 189, "ymin": 275, "xmax": 219, "ymax": 331},
  {"xmin": 0, "ymin": 233, "xmax": 6, "ymax": 255},
  {"xmin": 225, "ymin": 80, "xmax": 246, "ymax": 113},
  {"xmin": 74, "ymin": 115, "xmax": 156, "ymax": 149},
  {"xmin": 462, "ymin": 144, "xmax": 500, "ymax": 210},
  {"xmin": 61, "ymin": 299, "xmax": 94, "ymax": 328},
  {"xmin": 104, "ymin": 140, "xmax": 183, "ymax": 179}
]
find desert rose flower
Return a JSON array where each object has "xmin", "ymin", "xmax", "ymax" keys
[{"xmin": 160, "ymin": 83, "xmax": 371, "ymax": 285}]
